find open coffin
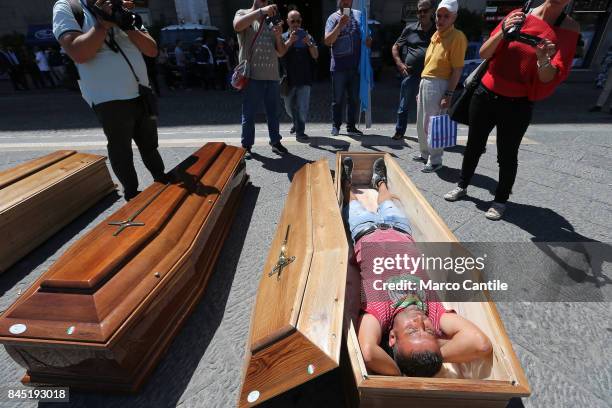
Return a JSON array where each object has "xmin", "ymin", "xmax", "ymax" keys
[
  {"xmin": 0, "ymin": 142, "xmax": 247, "ymax": 392},
  {"xmin": 0, "ymin": 150, "xmax": 115, "ymax": 273},
  {"xmin": 337, "ymin": 152, "xmax": 530, "ymax": 408},
  {"xmin": 239, "ymin": 153, "xmax": 529, "ymax": 407}
]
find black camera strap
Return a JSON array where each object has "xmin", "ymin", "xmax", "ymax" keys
[{"xmin": 107, "ymin": 31, "xmax": 141, "ymax": 84}]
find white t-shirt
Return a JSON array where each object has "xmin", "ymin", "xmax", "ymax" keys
[
  {"xmin": 52, "ymin": 0, "xmax": 150, "ymax": 106},
  {"xmin": 35, "ymin": 51, "xmax": 50, "ymax": 71}
]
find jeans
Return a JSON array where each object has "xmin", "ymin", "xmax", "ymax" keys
[
  {"xmin": 93, "ymin": 97, "xmax": 165, "ymax": 196},
  {"xmin": 283, "ymin": 85, "xmax": 311, "ymax": 136},
  {"xmin": 395, "ymin": 74, "xmax": 420, "ymax": 136},
  {"xmin": 344, "ymin": 200, "xmax": 412, "ymax": 245},
  {"xmin": 331, "ymin": 69, "xmax": 360, "ymax": 128},
  {"xmin": 416, "ymin": 78, "xmax": 447, "ymax": 165},
  {"xmin": 459, "ymin": 84, "xmax": 533, "ymax": 203},
  {"xmin": 241, "ymin": 79, "xmax": 282, "ymax": 147}
]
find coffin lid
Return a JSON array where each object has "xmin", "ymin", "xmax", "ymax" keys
[
  {"xmin": 0, "ymin": 143, "xmax": 244, "ymax": 344},
  {"xmin": 240, "ymin": 160, "xmax": 348, "ymax": 406}
]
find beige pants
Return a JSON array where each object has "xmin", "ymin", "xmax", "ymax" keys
[{"xmin": 416, "ymin": 77, "xmax": 448, "ymax": 166}]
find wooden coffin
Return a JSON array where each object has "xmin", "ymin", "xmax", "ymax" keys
[
  {"xmin": 0, "ymin": 142, "xmax": 247, "ymax": 392},
  {"xmin": 336, "ymin": 152, "xmax": 531, "ymax": 408},
  {"xmin": 0, "ymin": 150, "xmax": 115, "ymax": 273},
  {"xmin": 238, "ymin": 160, "xmax": 349, "ymax": 407}
]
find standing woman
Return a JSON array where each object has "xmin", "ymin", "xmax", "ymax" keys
[
  {"xmin": 415, "ymin": 0, "xmax": 467, "ymax": 173},
  {"xmin": 444, "ymin": 0, "xmax": 580, "ymax": 220}
]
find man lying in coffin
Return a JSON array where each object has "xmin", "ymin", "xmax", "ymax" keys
[{"xmin": 341, "ymin": 157, "xmax": 492, "ymax": 377}]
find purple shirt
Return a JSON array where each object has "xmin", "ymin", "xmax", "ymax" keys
[{"xmin": 325, "ymin": 9, "xmax": 362, "ymax": 72}]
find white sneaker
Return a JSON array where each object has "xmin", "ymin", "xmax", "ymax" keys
[
  {"xmin": 485, "ymin": 202, "xmax": 506, "ymax": 221},
  {"xmin": 444, "ymin": 187, "xmax": 467, "ymax": 202},
  {"xmin": 422, "ymin": 163, "xmax": 443, "ymax": 173}
]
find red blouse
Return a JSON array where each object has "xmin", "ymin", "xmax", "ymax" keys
[{"xmin": 481, "ymin": 11, "xmax": 579, "ymax": 101}]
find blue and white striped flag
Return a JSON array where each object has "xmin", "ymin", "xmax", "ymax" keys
[{"xmin": 428, "ymin": 114, "xmax": 458, "ymax": 149}]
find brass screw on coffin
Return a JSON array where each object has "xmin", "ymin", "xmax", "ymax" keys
[{"xmin": 154, "ymin": 272, "xmax": 161, "ymax": 278}]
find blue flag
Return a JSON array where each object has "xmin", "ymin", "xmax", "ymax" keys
[{"xmin": 359, "ymin": 0, "xmax": 373, "ymax": 128}]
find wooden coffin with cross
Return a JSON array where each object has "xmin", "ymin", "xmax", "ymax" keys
[
  {"xmin": 0, "ymin": 150, "xmax": 115, "ymax": 273},
  {"xmin": 0, "ymin": 143, "xmax": 247, "ymax": 392},
  {"xmin": 239, "ymin": 153, "xmax": 530, "ymax": 407}
]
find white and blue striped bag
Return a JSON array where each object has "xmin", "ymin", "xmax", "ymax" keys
[{"xmin": 427, "ymin": 114, "xmax": 458, "ymax": 149}]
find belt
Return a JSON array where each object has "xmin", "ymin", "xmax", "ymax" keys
[
  {"xmin": 354, "ymin": 224, "xmax": 409, "ymax": 243},
  {"xmin": 479, "ymin": 84, "xmax": 530, "ymax": 103}
]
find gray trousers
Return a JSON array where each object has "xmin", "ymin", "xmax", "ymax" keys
[{"xmin": 416, "ymin": 77, "xmax": 448, "ymax": 165}]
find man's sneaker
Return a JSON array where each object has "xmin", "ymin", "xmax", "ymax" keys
[
  {"xmin": 270, "ymin": 141, "xmax": 288, "ymax": 155},
  {"xmin": 243, "ymin": 146, "xmax": 252, "ymax": 160},
  {"xmin": 392, "ymin": 132, "xmax": 404, "ymax": 140},
  {"xmin": 371, "ymin": 158, "xmax": 387, "ymax": 189},
  {"xmin": 342, "ymin": 157, "xmax": 354, "ymax": 185},
  {"xmin": 485, "ymin": 202, "xmax": 506, "ymax": 221},
  {"xmin": 347, "ymin": 126, "xmax": 364, "ymax": 136},
  {"xmin": 412, "ymin": 154, "xmax": 427, "ymax": 163},
  {"xmin": 331, "ymin": 126, "xmax": 340, "ymax": 136},
  {"xmin": 124, "ymin": 190, "xmax": 142, "ymax": 202},
  {"xmin": 296, "ymin": 133, "xmax": 310, "ymax": 142},
  {"xmin": 444, "ymin": 186, "xmax": 467, "ymax": 202},
  {"xmin": 422, "ymin": 163, "xmax": 443, "ymax": 173},
  {"xmin": 290, "ymin": 126, "xmax": 296, "ymax": 134}
]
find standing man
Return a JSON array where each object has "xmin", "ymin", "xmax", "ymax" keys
[
  {"xmin": 53, "ymin": 0, "xmax": 166, "ymax": 201},
  {"xmin": 0, "ymin": 47, "xmax": 29, "ymax": 91},
  {"xmin": 174, "ymin": 40, "xmax": 188, "ymax": 89},
  {"xmin": 234, "ymin": 0, "xmax": 290, "ymax": 159},
  {"xmin": 391, "ymin": 0, "xmax": 435, "ymax": 140},
  {"xmin": 282, "ymin": 10, "xmax": 318, "ymax": 142},
  {"xmin": 324, "ymin": 0, "xmax": 371, "ymax": 137}
]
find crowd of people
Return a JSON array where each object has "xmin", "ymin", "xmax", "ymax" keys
[
  {"xmin": 0, "ymin": 45, "xmax": 69, "ymax": 90},
  {"xmin": 47, "ymin": 0, "xmax": 582, "ymax": 223}
]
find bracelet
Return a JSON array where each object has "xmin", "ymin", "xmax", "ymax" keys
[{"xmin": 537, "ymin": 58, "xmax": 551, "ymax": 69}]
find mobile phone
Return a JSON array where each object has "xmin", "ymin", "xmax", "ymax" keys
[
  {"xmin": 294, "ymin": 29, "xmax": 307, "ymax": 48},
  {"xmin": 342, "ymin": 8, "xmax": 350, "ymax": 16}
]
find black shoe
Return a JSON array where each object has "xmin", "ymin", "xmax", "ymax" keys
[
  {"xmin": 124, "ymin": 190, "xmax": 142, "ymax": 202},
  {"xmin": 347, "ymin": 126, "xmax": 364, "ymax": 136},
  {"xmin": 243, "ymin": 146, "xmax": 252, "ymax": 160},
  {"xmin": 342, "ymin": 156, "xmax": 353, "ymax": 184},
  {"xmin": 392, "ymin": 132, "xmax": 403, "ymax": 140},
  {"xmin": 371, "ymin": 158, "xmax": 387, "ymax": 189},
  {"xmin": 588, "ymin": 106, "xmax": 602, "ymax": 112},
  {"xmin": 270, "ymin": 141, "xmax": 288, "ymax": 155},
  {"xmin": 153, "ymin": 173, "xmax": 171, "ymax": 184},
  {"xmin": 290, "ymin": 126, "xmax": 296, "ymax": 134},
  {"xmin": 296, "ymin": 133, "xmax": 310, "ymax": 142}
]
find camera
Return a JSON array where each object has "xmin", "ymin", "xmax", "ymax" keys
[
  {"xmin": 93, "ymin": 0, "xmax": 143, "ymax": 31},
  {"xmin": 265, "ymin": 14, "xmax": 283, "ymax": 28}
]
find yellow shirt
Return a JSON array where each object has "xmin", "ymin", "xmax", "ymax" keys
[{"xmin": 421, "ymin": 26, "xmax": 468, "ymax": 80}]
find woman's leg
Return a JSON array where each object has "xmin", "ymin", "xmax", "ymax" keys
[{"xmin": 458, "ymin": 86, "xmax": 497, "ymax": 189}]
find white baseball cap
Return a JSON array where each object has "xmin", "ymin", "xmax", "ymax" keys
[{"xmin": 437, "ymin": 0, "xmax": 458, "ymax": 14}]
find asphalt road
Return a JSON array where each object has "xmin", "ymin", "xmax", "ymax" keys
[{"xmin": 0, "ymin": 78, "xmax": 610, "ymax": 408}]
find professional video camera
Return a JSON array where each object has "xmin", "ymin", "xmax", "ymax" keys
[
  {"xmin": 501, "ymin": 0, "xmax": 544, "ymax": 47},
  {"xmin": 92, "ymin": 0, "xmax": 143, "ymax": 31}
]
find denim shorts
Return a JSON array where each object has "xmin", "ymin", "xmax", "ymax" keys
[{"xmin": 344, "ymin": 200, "xmax": 412, "ymax": 244}]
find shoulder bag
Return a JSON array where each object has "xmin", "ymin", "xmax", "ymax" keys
[{"xmin": 231, "ymin": 18, "xmax": 265, "ymax": 91}]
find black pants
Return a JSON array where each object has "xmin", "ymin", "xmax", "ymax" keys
[
  {"xmin": 459, "ymin": 84, "xmax": 533, "ymax": 203},
  {"xmin": 93, "ymin": 97, "xmax": 165, "ymax": 197}
]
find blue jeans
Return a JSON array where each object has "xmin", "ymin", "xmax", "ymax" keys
[
  {"xmin": 241, "ymin": 79, "xmax": 282, "ymax": 147},
  {"xmin": 331, "ymin": 69, "xmax": 360, "ymax": 128},
  {"xmin": 344, "ymin": 200, "xmax": 413, "ymax": 245},
  {"xmin": 283, "ymin": 85, "xmax": 311, "ymax": 136},
  {"xmin": 395, "ymin": 74, "xmax": 420, "ymax": 136}
]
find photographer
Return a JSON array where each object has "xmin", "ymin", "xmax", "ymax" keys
[
  {"xmin": 53, "ymin": 0, "xmax": 166, "ymax": 202},
  {"xmin": 233, "ymin": 0, "xmax": 290, "ymax": 159},
  {"xmin": 281, "ymin": 10, "xmax": 318, "ymax": 142},
  {"xmin": 444, "ymin": 0, "xmax": 580, "ymax": 220}
]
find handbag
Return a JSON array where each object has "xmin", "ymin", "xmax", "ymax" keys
[
  {"xmin": 448, "ymin": 59, "xmax": 490, "ymax": 125},
  {"xmin": 428, "ymin": 113, "xmax": 457, "ymax": 149},
  {"xmin": 231, "ymin": 19, "xmax": 265, "ymax": 91}
]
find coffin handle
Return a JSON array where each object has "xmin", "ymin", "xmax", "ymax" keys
[{"xmin": 269, "ymin": 224, "xmax": 296, "ymax": 280}]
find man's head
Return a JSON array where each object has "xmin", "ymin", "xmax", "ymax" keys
[
  {"xmin": 416, "ymin": 0, "xmax": 434, "ymax": 26},
  {"xmin": 287, "ymin": 10, "xmax": 302, "ymax": 30},
  {"xmin": 435, "ymin": 0, "xmax": 458, "ymax": 31},
  {"xmin": 338, "ymin": 0, "xmax": 353, "ymax": 9},
  {"xmin": 389, "ymin": 306, "xmax": 443, "ymax": 377}
]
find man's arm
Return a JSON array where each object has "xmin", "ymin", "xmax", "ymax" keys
[
  {"xmin": 58, "ymin": 24, "xmax": 109, "ymax": 64},
  {"xmin": 233, "ymin": 5, "xmax": 276, "ymax": 32},
  {"xmin": 127, "ymin": 30, "xmax": 157, "ymax": 57},
  {"xmin": 438, "ymin": 312, "xmax": 492, "ymax": 363},
  {"xmin": 357, "ymin": 314, "xmax": 402, "ymax": 376},
  {"xmin": 324, "ymin": 15, "xmax": 349, "ymax": 47},
  {"xmin": 440, "ymin": 67, "xmax": 463, "ymax": 109},
  {"xmin": 274, "ymin": 24, "xmax": 289, "ymax": 57}
]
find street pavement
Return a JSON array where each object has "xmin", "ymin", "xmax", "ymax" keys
[{"xmin": 0, "ymin": 76, "xmax": 610, "ymax": 408}]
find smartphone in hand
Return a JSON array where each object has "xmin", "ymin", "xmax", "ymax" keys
[{"xmin": 342, "ymin": 8, "xmax": 350, "ymax": 16}]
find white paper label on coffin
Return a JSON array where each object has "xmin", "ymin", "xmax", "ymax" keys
[{"xmin": 9, "ymin": 324, "xmax": 27, "ymax": 334}]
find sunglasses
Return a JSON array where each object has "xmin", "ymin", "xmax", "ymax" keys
[{"xmin": 289, "ymin": 19, "xmax": 302, "ymax": 23}]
